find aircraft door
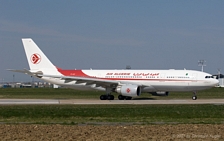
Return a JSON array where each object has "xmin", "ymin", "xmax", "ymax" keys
[
  {"xmin": 159, "ymin": 73, "xmax": 166, "ymax": 79},
  {"xmin": 188, "ymin": 73, "xmax": 197, "ymax": 87},
  {"xmin": 192, "ymin": 73, "xmax": 197, "ymax": 80}
]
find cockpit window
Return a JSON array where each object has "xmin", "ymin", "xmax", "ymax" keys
[{"xmin": 205, "ymin": 76, "xmax": 213, "ymax": 78}]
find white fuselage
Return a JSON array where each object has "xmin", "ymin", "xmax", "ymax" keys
[{"xmin": 40, "ymin": 69, "xmax": 218, "ymax": 92}]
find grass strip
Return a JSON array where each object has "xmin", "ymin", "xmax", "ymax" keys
[{"xmin": 0, "ymin": 104, "xmax": 223, "ymax": 124}]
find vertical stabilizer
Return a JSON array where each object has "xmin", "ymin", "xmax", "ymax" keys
[{"xmin": 22, "ymin": 38, "xmax": 57, "ymax": 72}]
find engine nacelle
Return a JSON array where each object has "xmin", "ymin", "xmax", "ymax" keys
[
  {"xmin": 150, "ymin": 91, "xmax": 169, "ymax": 96},
  {"xmin": 115, "ymin": 85, "xmax": 141, "ymax": 97}
]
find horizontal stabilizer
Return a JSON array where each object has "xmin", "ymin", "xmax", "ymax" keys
[
  {"xmin": 7, "ymin": 69, "xmax": 29, "ymax": 74},
  {"xmin": 7, "ymin": 69, "xmax": 43, "ymax": 77}
]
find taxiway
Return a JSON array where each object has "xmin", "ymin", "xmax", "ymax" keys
[{"xmin": 0, "ymin": 99, "xmax": 224, "ymax": 105}]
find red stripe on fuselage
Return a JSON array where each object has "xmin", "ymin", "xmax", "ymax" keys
[{"xmin": 57, "ymin": 68, "xmax": 89, "ymax": 77}]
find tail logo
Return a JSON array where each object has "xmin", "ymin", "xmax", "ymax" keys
[{"xmin": 31, "ymin": 53, "xmax": 41, "ymax": 64}]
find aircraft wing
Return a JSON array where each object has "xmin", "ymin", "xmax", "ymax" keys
[{"xmin": 39, "ymin": 74, "xmax": 143, "ymax": 88}]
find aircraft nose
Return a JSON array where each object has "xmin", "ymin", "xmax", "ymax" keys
[{"xmin": 214, "ymin": 79, "xmax": 219, "ymax": 86}]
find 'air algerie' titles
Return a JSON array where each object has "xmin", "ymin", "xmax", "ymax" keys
[{"xmin": 106, "ymin": 73, "xmax": 159, "ymax": 76}]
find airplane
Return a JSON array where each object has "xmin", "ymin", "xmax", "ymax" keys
[{"xmin": 8, "ymin": 38, "xmax": 219, "ymax": 100}]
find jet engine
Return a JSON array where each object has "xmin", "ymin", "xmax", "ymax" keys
[
  {"xmin": 115, "ymin": 85, "xmax": 141, "ymax": 97},
  {"xmin": 150, "ymin": 91, "xmax": 169, "ymax": 96}
]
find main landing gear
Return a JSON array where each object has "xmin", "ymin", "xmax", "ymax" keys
[
  {"xmin": 100, "ymin": 95, "xmax": 132, "ymax": 100},
  {"xmin": 118, "ymin": 95, "xmax": 132, "ymax": 100},
  {"xmin": 100, "ymin": 95, "xmax": 114, "ymax": 100},
  {"xmin": 100, "ymin": 87, "xmax": 114, "ymax": 100},
  {"xmin": 192, "ymin": 91, "xmax": 197, "ymax": 100},
  {"xmin": 100, "ymin": 94, "xmax": 132, "ymax": 100},
  {"xmin": 100, "ymin": 87, "xmax": 133, "ymax": 100}
]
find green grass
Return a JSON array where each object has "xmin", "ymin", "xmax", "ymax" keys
[
  {"xmin": 0, "ymin": 87, "xmax": 224, "ymax": 99},
  {"xmin": 0, "ymin": 104, "xmax": 224, "ymax": 124}
]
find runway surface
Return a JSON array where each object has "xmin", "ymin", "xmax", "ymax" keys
[{"xmin": 0, "ymin": 99, "xmax": 224, "ymax": 105}]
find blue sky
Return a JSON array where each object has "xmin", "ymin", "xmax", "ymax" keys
[{"xmin": 1, "ymin": 1, "xmax": 224, "ymax": 82}]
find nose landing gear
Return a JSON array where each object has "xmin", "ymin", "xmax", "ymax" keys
[{"xmin": 192, "ymin": 91, "xmax": 197, "ymax": 100}]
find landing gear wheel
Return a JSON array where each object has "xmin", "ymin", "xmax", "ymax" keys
[
  {"xmin": 100, "ymin": 95, "xmax": 115, "ymax": 100},
  {"xmin": 100, "ymin": 95, "xmax": 107, "ymax": 100},
  {"xmin": 118, "ymin": 95, "xmax": 125, "ymax": 100},
  {"xmin": 118, "ymin": 95, "xmax": 132, "ymax": 100},
  {"xmin": 192, "ymin": 96, "xmax": 197, "ymax": 100},
  {"xmin": 125, "ymin": 96, "xmax": 132, "ymax": 100},
  {"xmin": 107, "ymin": 95, "xmax": 114, "ymax": 100}
]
